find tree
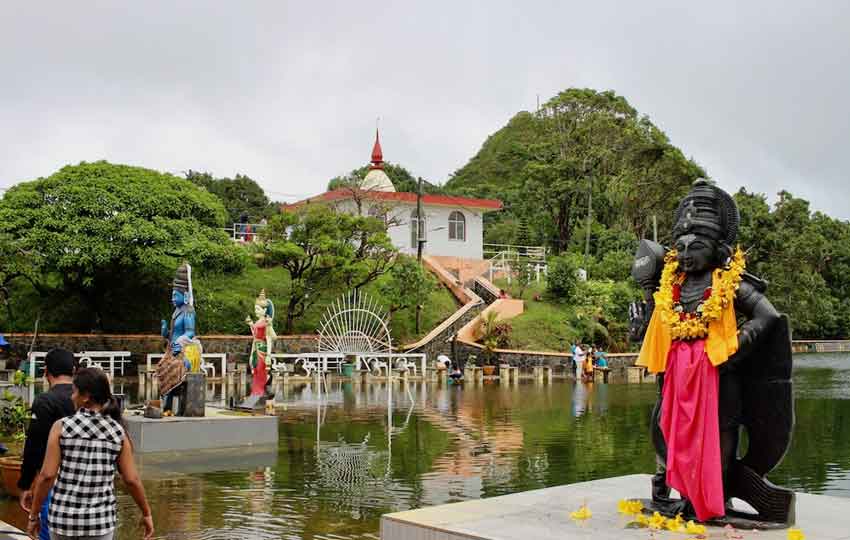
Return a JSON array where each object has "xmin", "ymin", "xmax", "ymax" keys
[
  {"xmin": 546, "ymin": 254, "xmax": 580, "ymax": 303},
  {"xmin": 444, "ymin": 89, "xmax": 704, "ymax": 252},
  {"xmin": 377, "ymin": 255, "xmax": 437, "ymax": 324},
  {"xmin": 186, "ymin": 170, "xmax": 278, "ymax": 225},
  {"xmin": 0, "ymin": 161, "xmax": 246, "ymax": 331},
  {"xmin": 0, "ymin": 232, "xmax": 43, "ymax": 330},
  {"xmin": 519, "ymin": 89, "xmax": 705, "ymax": 253},
  {"xmin": 734, "ymin": 188, "xmax": 850, "ymax": 339},
  {"xmin": 512, "ymin": 257, "xmax": 536, "ymax": 300},
  {"xmin": 257, "ymin": 204, "xmax": 397, "ymax": 332}
]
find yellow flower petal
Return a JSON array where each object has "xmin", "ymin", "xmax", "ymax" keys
[
  {"xmin": 685, "ymin": 520, "xmax": 706, "ymax": 534},
  {"xmin": 617, "ymin": 499, "xmax": 644, "ymax": 515},
  {"xmin": 648, "ymin": 511, "xmax": 666, "ymax": 530},
  {"xmin": 788, "ymin": 528, "xmax": 806, "ymax": 540},
  {"xmin": 570, "ymin": 504, "xmax": 592, "ymax": 520}
]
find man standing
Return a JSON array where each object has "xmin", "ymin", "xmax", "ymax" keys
[{"xmin": 18, "ymin": 348, "xmax": 76, "ymax": 540}]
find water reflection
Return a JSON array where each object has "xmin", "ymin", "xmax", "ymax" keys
[{"xmin": 2, "ymin": 353, "xmax": 850, "ymax": 539}]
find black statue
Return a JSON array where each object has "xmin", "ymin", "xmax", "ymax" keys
[{"xmin": 631, "ymin": 179, "xmax": 795, "ymax": 528}]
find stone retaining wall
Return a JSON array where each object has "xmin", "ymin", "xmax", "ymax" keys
[
  {"xmin": 453, "ymin": 340, "xmax": 637, "ymax": 370},
  {"xmin": 2, "ymin": 333, "xmax": 318, "ymax": 372},
  {"xmin": 472, "ymin": 278, "xmax": 498, "ymax": 304}
]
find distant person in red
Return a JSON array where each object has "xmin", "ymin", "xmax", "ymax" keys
[{"xmin": 499, "ymin": 289, "xmax": 509, "ymax": 299}]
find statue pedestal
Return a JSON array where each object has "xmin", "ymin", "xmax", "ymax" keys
[
  {"xmin": 180, "ymin": 373, "xmax": 206, "ymax": 417},
  {"xmin": 125, "ymin": 409, "xmax": 277, "ymax": 453},
  {"xmin": 381, "ymin": 474, "xmax": 844, "ymax": 540}
]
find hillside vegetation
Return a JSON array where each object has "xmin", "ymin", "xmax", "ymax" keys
[{"xmin": 445, "ymin": 88, "xmax": 850, "ymax": 342}]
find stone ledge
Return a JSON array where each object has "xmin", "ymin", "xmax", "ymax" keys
[{"xmin": 381, "ymin": 474, "xmax": 846, "ymax": 540}]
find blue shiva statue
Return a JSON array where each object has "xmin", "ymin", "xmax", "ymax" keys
[{"xmin": 155, "ymin": 262, "xmax": 203, "ymax": 413}]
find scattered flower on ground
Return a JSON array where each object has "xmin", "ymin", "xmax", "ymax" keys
[
  {"xmin": 648, "ymin": 511, "xmax": 667, "ymax": 530},
  {"xmin": 570, "ymin": 504, "xmax": 592, "ymax": 520},
  {"xmin": 617, "ymin": 499, "xmax": 644, "ymax": 515},
  {"xmin": 788, "ymin": 528, "xmax": 805, "ymax": 540},
  {"xmin": 685, "ymin": 520, "xmax": 707, "ymax": 534}
]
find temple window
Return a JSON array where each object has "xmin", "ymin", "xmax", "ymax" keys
[{"xmin": 449, "ymin": 211, "xmax": 466, "ymax": 241}]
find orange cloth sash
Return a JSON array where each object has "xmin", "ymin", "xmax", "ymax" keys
[{"xmin": 637, "ymin": 269, "xmax": 739, "ymax": 373}]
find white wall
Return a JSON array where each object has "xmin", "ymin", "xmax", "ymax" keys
[
  {"xmin": 387, "ymin": 203, "xmax": 485, "ymax": 260},
  {"xmin": 333, "ymin": 199, "xmax": 486, "ymax": 260}
]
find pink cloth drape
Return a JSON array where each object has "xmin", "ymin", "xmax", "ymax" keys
[{"xmin": 660, "ymin": 339, "xmax": 725, "ymax": 522}]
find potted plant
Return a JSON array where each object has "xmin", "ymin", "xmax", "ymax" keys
[
  {"xmin": 0, "ymin": 370, "xmax": 32, "ymax": 497},
  {"xmin": 479, "ymin": 311, "xmax": 511, "ymax": 376}
]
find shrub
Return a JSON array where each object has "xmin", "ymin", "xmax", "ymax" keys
[{"xmin": 546, "ymin": 254, "xmax": 580, "ymax": 302}]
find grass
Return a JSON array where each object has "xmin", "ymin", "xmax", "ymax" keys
[
  {"xmin": 494, "ymin": 280, "xmax": 572, "ymax": 352},
  {"xmin": 493, "ymin": 278, "xmax": 637, "ymax": 353}
]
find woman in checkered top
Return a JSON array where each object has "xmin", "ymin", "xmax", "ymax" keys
[{"xmin": 27, "ymin": 368, "xmax": 154, "ymax": 540}]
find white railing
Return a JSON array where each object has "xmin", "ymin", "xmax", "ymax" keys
[
  {"xmin": 228, "ymin": 223, "xmax": 267, "ymax": 242},
  {"xmin": 28, "ymin": 351, "xmax": 132, "ymax": 380},
  {"xmin": 268, "ymin": 352, "xmax": 347, "ymax": 376},
  {"xmin": 483, "ymin": 243, "xmax": 548, "ymax": 263},
  {"xmin": 487, "ymin": 250, "xmax": 548, "ymax": 284},
  {"xmin": 353, "ymin": 353, "xmax": 427, "ymax": 377},
  {"xmin": 267, "ymin": 352, "xmax": 427, "ymax": 378}
]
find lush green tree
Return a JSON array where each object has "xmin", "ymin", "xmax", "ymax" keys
[
  {"xmin": 377, "ymin": 255, "xmax": 437, "ymax": 324},
  {"xmin": 519, "ymin": 89, "xmax": 704, "ymax": 253},
  {"xmin": 0, "ymin": 161, "xmax": 246, "ymax": 331},
  {"xmin": 512, "ymin": 257, "xmax": 536, "ymax": 300},
  {"xmin": 445, "ymin": 89, "xmax": 703, "ymax": 252},
  {"xmin": 256, "ymin": 205, "xmax": 397, "ymax": 332},
  {"xmin": 734, "ymin": 188, "xmax": 850, "ymax": 338},
  {"xmin": 185, "ymin": 170, "xmax": 278, "ymax": 225},
  {"xmin": 0, "ymin": 232, "xmax": 44, "ymax": 330}
]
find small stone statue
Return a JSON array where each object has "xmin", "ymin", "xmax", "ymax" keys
[
  {"xmin": 246, "ymin": 289, "xmax": 276, "ymax": 397},
  {"xmin": 156, "ymin": 262, "xmax": 204, "ymax": 413},
  {"xmin": 632, "ymin": 179, "xmax": 794, "ymax": 528}
]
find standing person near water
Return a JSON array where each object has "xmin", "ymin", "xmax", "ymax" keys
[
  {"xmin": 27, "ymin": 368, "xmax": 154, "ymax": 540},
  {"xmin": 18, "ymin": 348, "xmax": 76, "ymax": 540},
  {"xmin": 572, "ymin": 344, "xmax": 587, "ymax": 380}
]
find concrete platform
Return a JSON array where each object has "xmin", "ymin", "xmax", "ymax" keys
[
  {"xmin": 0, "ymin": 519, "xmax": 25, "ymax": 540},
  {"xmin": 381, "ymin": 474, "xmax": 850, "ymax": 540},
  {"xmin": 135, "ymin": 444, "xmax": 278, "ymax": 476},
  {"xmin": 125, "ymin": 407, "xmax": 278, "ymax": 453}
]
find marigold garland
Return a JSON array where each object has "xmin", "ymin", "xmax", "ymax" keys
[{"xmin": 654, "ymin": 246, "xmax": 746, "ymax": 340}]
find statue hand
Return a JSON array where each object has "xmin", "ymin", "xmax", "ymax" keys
[{"xmin": 172, "ymin": 342, "xmax": 183, "ymax": 355}]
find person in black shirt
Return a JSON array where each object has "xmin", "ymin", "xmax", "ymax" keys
[{"xmin": 18, "ymin": 348, "xmax": 76, "ymax": 540}]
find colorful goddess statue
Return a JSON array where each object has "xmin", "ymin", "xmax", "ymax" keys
[
  {"xmin": 246, "ymin": 289, "xmax": 276, "ymax": 397},
  {"xmin": 631, "ymin": 179, "xmax": 794, "ymax": 527},
  {"xmin": 156, "ymin": 262, "xmax": 204, "ymax": 411}
]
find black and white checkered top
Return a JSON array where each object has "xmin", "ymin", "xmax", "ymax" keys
[{"xmin": 48, "ymin": 408, "xmax": 125, "ymax": 537}]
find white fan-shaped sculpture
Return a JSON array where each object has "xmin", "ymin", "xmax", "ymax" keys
[{"xmin": 317, "ymin": 290, "xmax": 392, "ymax": 356}]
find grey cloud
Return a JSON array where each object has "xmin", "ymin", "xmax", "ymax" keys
[{"xmin": 1, "ymin": 1, "xmax": 848, "ymax": 218}]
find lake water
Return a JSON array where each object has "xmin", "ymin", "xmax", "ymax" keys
[{"xmin": 2, "ymin": 352, "xmax": 849, "ymax": 539}]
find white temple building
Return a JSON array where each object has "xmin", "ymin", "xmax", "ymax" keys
[{"xmin": 288, "ymin": 130, "xmax": 502, "ymax": 261}]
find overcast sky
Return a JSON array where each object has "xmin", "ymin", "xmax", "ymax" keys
[{"xmin": 1, "ymin": 1, "xmax": 848, "ymax": 219}]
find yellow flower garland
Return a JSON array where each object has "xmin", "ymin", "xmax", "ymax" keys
[{"xmin": 654, "ymin": 247, "xmax": 746, "ymax": 340}]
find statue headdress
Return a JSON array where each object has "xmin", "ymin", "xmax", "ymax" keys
[
  {"xmin": 173, "ymin": 262, "xmax": 195, "ymax": 306},
  {"xmin": 255, "ymin": 289, "xmax": 274, "ymax": 319},
  {"xmin": 673, "ymin": 179, "xmax": 740, "ymax": 251}
]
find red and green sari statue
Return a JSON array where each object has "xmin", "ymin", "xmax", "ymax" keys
[{"xmin": 247, "ymin": 289, "xmax": 276, "ymax": 397}]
